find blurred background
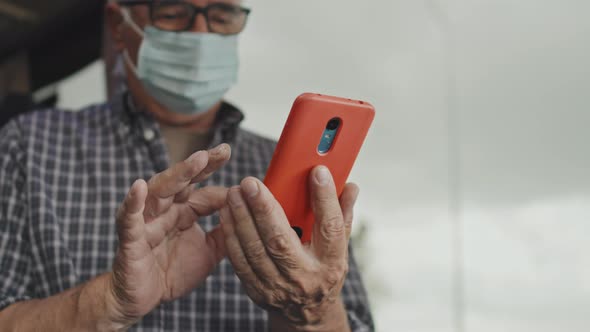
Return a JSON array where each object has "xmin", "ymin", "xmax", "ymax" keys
[{"xmin": 2, "ymin": 0, "xmax": 589, "ymax": 331}]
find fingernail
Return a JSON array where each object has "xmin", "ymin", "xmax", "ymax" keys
[
  {"xmin": 315, "ymin": 166, "xmax": 331, "ymax": 185},
  {"xmin": 228, "ymin": 188, "xmax": 244, "ymax": 207},
  {"xmin": 242, "ymin": 179, "xmax": 259, "ymax": 198},
  {"xmin": 187, "ymin": 150, "xmax": 204, "ymax": 164},
  {"xmin": 129, "ymin": 179, "xmax": 142, "ymax": 198},
  {"xmin": 210, "ymin": 144, "xmax": 225, "ymax": 156}
]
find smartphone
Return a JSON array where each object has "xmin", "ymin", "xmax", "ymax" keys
[{"xmin": 264, "ymin": 93, "xmax": 375, "ymax": 242}]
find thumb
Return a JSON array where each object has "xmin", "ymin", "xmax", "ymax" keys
[
  {"xmin": 116, "ymin": 179, "xmax": 148, "ymax": 246},
  {"xmin": 310, "ymin": 166, "xmax": 347, "ymax": 263}
]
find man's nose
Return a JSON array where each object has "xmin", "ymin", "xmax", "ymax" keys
[{"xmin": 190, "ymin": 13, "xmax": 209, "ymax": 33}]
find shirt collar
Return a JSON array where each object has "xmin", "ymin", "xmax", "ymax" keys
[{"xmin": 114, "ymin": 91, "xmax": 245, "ymax": 145}]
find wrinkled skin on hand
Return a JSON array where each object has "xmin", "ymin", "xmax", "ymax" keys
[
  {"xmin": 108, "ymin": 144, "xmax": 231, "ymax": 325},
  {"xmin": 221, "ymin": 166, "xmax": 359, "ymax": 329}
]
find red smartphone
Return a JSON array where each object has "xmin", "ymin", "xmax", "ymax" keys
[{"xmin": 264, "ymin": 93, "xmax": 375, "ymax": 243}]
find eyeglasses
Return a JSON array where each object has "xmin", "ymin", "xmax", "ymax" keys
[{"xmin": 118, "ymin": 1, "xmax": 251, "ymax": 35}]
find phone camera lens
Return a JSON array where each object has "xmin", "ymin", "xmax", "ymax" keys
[{"xmin": 326, "ymin": 118, "xmax": 340, "ymax": 130}]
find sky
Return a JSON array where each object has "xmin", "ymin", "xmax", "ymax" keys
[{"xmin": 57, "ymin": 0, "xmax": 590, "ymax": 331}]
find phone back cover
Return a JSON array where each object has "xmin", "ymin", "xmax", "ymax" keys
[{"xmin": 264, "ymin": 93, "xmax": 375, "ymax": 242}]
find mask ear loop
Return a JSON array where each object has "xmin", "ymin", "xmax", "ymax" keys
[
  {"xmin": 120, "ymin": 8, "xmax": 145, "ymax": 38},
  {"xmin": 120, "ymin": 8, "xmax": 144, "ymax": 77},
  {"xmin": 122, "ymin": 49, "xmax": 139, "ymax": 77}
]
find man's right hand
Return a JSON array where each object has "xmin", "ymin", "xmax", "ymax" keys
[{"xmin": 105, "ymin": 144, "xmax": 231, "ymax": 328}]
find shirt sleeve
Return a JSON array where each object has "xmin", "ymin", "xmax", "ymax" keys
[
  {"xmin": 0, "ymin": 119, "xmax": 34, "ymax": 311},
  {"xmin": 342, "ymin": 244, "xmax": 375, "ymax": 332}
]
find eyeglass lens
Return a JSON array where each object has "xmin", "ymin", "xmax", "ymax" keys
[{"xmin": 151, "ymin": 1, "xmax": 248, "ymax": 34}]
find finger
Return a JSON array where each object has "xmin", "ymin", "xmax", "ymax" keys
[
  {"xmin": 309, "ymin": 166, "xmax": 347, "ymax": 263},
  {"xmin": 192, "ymin": 144, "xmax": 232, "ymax": 183},
  {"xmin": 144, "ymin": 207, "xmax": 182, "ymax": 248},
  {"xmin": 149, "ymin": 150, "xmax": 209, "ymax": 198},
  {"xmin": 227, "ymin": 186, "xmax": 281, "ymax": 282},
  {"xmin": 144, "ymin": 186, "xmax": 229, "ymax": 247},
  {"xmin": 220, "ymin": 206, "xmax": 264, "ymax": 294},
  {"xmin": 116, "ymin": 180, "xmax": 149, "ymax": 253},
  {"xmin": 187, "ymin": 186, "xmax": 229, "ymax": 217},
  {"xmin": 144, "ymin": 150, "xmax": 209, "ymax": 220},
  {"xmin": 339, "ymin": 183, "xmax": 360, "ymax": 240},
  {"xmin": 240, "ymin": 178, "xmax": 310, "ymax": 271},
  {"xmin": 173, "ymin": 186, "xmax": 193, "ymax": 204}
]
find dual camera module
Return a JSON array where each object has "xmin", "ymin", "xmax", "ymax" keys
[{"xmin": 318, "ymin": 117, "xmax": 341, "ymax": 154}]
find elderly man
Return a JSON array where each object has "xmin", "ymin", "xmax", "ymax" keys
[{"xmin": 0, "ymin": 0, "xmax": 373, "ymax": 331}]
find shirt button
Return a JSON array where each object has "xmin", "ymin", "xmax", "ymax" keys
[{"xmin": 143, "ymin": 129, "xmax": 156, "ymax": 141}]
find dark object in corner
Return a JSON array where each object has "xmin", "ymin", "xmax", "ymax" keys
[{"xmin": 0, "ymin": 0, "xmax": 104, "ymax": 91}]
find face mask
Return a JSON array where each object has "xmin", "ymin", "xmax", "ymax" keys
[{"xmin": 122, "ymin": 9, "xmax": 239, "ymax": 115}]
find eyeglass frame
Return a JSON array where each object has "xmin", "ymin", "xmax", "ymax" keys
[{"xmin": 117, "ymin": 0, "xmax": 252, "ymax": 35}]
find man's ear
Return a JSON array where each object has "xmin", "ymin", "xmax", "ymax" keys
[{"xmin": 105, "ymin": 2, "xmax": 126, "ymax": 52}]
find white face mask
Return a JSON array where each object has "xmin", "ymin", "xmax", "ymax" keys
[{"xmin": 121, "ymin": 9, "xmax": 239, "ymax": 115}]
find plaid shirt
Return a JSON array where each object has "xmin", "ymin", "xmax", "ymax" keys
[{"xmin": 0, "ymin": 93, "xmax": 374, "ymax": 331}]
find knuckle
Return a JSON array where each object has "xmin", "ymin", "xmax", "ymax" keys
[
  {"xmin": 252, "ymin": 199, "xmax": 276, "ymax": 218},
  {"xmin": 320, "ymin": 215, "xmax": 345, "ymax": 239},
  {"xmin": 262, "ymin": 290, "xmax": 283, "ymax": 307},
  {"xmin": 276, "ymin": 280, "xmax": 308, "ymax": 305},
  {"xmin": 310, "ymin": 269, "xmax": 344, "ymax": 305},
  {"xmin": 291, "ymin": 274, "xmax": 316, "ymax": 300},
  {"xmin": 242, "ymin": 282, "xmax": 264, "ymax": 304},
  {"xmin": 315, "ymin": 193, "xmax": 338, "ymax": 210},
  {"xmin": 250, "ymin": 280, "xmax": 284, "ymax": 310},
  {"xmin": 253, "ymin": 277, "xmax": 269, "ymax": 294},
  {"xmin": 173, "ymin": 187, "xmax": 191, "ymax": 202},
  {"xmin": 293, "ymin": 278, "xmax": 329, "ymax": 306},
  {"xmin": 283, "ymin": 287, "xmax": 306, "ymax": 308},
  {"xmin": 145, "ymin": 196, "xmax": 169, "ymax": 217},
  {"xmin": 266, "ymin": 234, "xmax": 290, "ymax": 256},
  {"xmin": 325, "ymin": 268, "xmax": 343, "ymax": 288},
  {"xmin": 243, "ymin": 239, "xmax": 268, "ymax": 263}
]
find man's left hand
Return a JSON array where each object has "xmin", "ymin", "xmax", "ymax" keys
[{"xmin": 220, "ymin": 166, "xmax": 359, "ymax": 331}]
